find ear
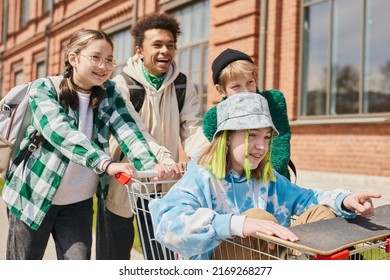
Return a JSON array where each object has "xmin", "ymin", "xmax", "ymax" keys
[
  {"xmin": 135, "ymin": 46, "xmax": 144, "ymax": 59},
  {"xmin": 216, "ymin": 84, "xmax": 227, "ymax": 98},
  {"xmin": 68, "ymin": 52, "xmax": 78, "ymax": 67}
]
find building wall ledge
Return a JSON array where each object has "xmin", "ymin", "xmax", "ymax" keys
[{"xmin": 290, "ymin": 116, "xmax": 390, "ymax": 126}]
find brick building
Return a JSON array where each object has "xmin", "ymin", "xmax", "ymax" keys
[{"xmin": 1, "ymin": 0, "xmax": 389, "ymax": 193}]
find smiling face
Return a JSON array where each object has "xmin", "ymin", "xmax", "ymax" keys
[
  {"xmin": 228, "ymin": 128, "xmax": 271, "ymax": 176},
  {"xmin": 135, "ymin": 28, "xmax": 175, "ymax": 76},
  {"xmin": 69, "ymin": 39, "xmax": 114, "ymax": 90}
]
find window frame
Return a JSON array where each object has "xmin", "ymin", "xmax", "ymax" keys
[
  {"xmin": 13, "ymin": 64, "xmax": 24, "ymax": 87},
  {"xmin": 42, "ymin": 0, "xmax": 54, "ymax": 15},
  {"xmin": 20, "ymin": 0, "xmax": 30, "ymax": 28},
  {"xmin": 298, "ymin": 0, "xmax": 390, "ymax": 123},
  {"xmin": 170, "ymin": 0, "xmax": 210, "ymax": 115},
  {"xmin": 106, "ymin": 21, "xmax": 133, "ymax": 78}
]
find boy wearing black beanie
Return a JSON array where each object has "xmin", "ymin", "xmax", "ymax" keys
[{"xmin": 203, "ymin": 48, "xmax": 295, "ymax": 181}]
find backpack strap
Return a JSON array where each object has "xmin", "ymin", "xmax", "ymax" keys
[
  {"xmin": 47, "ymin": 76, "xmax": 62, "ymax": 94},
  {"xmin": 174, "ymin": 72, "xmax": 187, "ymax": 113},
  {"xmin": 120, "ymin": 72, "xmax": 146, "ymax": 113},
  {"xmin": 13, "ymin": 131, "xmax": 45, "ymax": 167},
  {"xmin": 288, "ymin": 159, "xmax": 297, "ymax": 183},
  {"xmin": 121, "ymin": 71, "xmax": 187, "ymax": 113}
]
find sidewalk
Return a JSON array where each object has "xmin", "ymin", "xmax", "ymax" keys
[{"xmin": 0, "ymin": 197, "xmax": 143, "ymax": 260}]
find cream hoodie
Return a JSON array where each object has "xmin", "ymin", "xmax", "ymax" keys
[{"xmin": 107, "ymin": 54, "xmax": 210, "ymax": 217}]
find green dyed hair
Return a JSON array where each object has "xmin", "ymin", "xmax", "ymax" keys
[
  {"xmin": 261, "ymin": 132, "xmax": 276, "ymax": 182},
  {"xmin": 207, "ymin": 130, "xmax": 228, "ymax": 179},
  {"xmin": 197, "ymin": 129, "xmax": 276, "ymax": 182},
  {"xmin": 243, "ymin": 130, "xmax": 251, "ymax": 180}
]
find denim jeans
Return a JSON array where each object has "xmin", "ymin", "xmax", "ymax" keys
[
  {"xmin": 6, "ymin": 197, "xmax": 93, "ymax": 260},
  {"xmin": 95, "ymin": 198, "xmax": 135, "ymax": 260}
]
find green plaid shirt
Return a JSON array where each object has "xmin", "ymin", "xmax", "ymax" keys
[{"xmin": 2, "ymin": 77, "xmax": 157, "ymax": 230}]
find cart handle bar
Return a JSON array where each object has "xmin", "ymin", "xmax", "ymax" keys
[{"xmin": 114, "ymin": 170, "xmax": 159, "ymax": 185}]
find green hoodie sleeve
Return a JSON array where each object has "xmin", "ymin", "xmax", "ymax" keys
[{"xmin": 202, "ymin": 105, "xmax": 218, "ymax": 142}]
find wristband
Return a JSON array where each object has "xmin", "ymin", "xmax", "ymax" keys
[{"xmin": 104, "ymin": 160, "xmax": 114, "ymax": 175}]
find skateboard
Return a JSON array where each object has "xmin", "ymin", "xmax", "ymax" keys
[{"xmin": 256, "ymin": 204, "xmax": 390, "ymax": 260}]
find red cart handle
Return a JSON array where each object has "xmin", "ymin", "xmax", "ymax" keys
[
  {"xmin": 114, "ymin": 172, "xmax": 132, "ymax": 185},
  {"xmin": 114, "ymin": 170, "xmax": 159, "ymax": 185}
]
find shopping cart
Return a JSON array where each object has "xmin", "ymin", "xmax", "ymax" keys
[
  {"xmin": 115, "ymin": 172, "xmax": 390, "ymax": 260},
  {"xmin": 115, "ymin": 171, "xmax": 178, "ymax": 260}
]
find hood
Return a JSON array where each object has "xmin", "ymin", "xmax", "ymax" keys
[
  {"xmin": 225, "ymin": 169, "xmax": 248, "ymax": 184},
  {"xmin": 122, "ymin": 54, "xmax": 181, "ymax": 92}
]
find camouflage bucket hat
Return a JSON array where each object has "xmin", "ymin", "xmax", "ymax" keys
[{"xmin": 214, "ymin": 93, "xmax": 279, "ymax": 138}]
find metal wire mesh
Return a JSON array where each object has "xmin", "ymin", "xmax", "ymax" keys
[{"xmin": 125, "ymin": 179, "xmax": 390, "ymax": 260}]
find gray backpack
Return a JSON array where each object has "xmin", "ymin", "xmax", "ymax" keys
[{"xmin": 0, "ymin": 76, "xmax": 61, "ymax": 181}]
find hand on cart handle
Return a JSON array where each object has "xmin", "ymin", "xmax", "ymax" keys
[
  {"xmin": 169, "ymin": 161, "xmax": 188, "ymax": 179},
  {"xmin": 107, "ymin": 160, "xmax": 176, "ymax": 182},
  {"xmin": 114, "ymin": 162, "xmax": 177, "ymax": 185},
  {"xmin": 105, "ymin": 161, "xmax": 137, "ymax": 178},
  {"xmin": 114, "ymin": 170, "xmax": 159, "ymax": 185}
]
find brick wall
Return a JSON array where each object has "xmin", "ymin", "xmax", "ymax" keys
[
  {"xmin": 291, "ymin": 123, "xmax": 390, "ymax": 177},
  {"xmin": 205, "ymin": 0, "xmax": 390, "ymax": 179},
  {"xmin": 265, "ymin": 0, "xmax": 300, "ymax": 120}
]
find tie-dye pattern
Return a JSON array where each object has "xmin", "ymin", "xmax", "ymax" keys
[{"xmin": 149, "ymin": 160, "xmax": 355, "ymax": 260}]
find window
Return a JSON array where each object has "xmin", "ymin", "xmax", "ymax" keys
[
  {"xmin": 110, "ymin": 29, "xmax": 132, "ymax": 77},
  {"xmin": 42, "ymin": 0, "xmax": 53, "ymax": 14},
  {"xmin": 36, "ymin": 60, "xmax": 46, "ymax": 79},
  {"xmin": 364, "ymin": 0, "xmax": 390, "ymax": 113},
  {"xmin": 14, "ymin": 69, "xmax": 24, "ymax": 86},
  {"xmin": 301, "ymin": 0, "xmax": 390, "ymax": 117},
  {"xmin": 20, "ymin": 0, "xmax": 30, "ymax": 27},
  {"xmin": 173, "ymin": 0, "xmax": 210, "ymax": 114}
]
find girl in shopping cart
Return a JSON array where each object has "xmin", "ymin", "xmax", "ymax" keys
[{"xmin": 149, "ymin": 93, "xmax": 381, "ymax": 260}]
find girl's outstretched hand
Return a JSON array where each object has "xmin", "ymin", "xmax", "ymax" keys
[{"xmin": 342, "ymin": 193, "xmax": 382, "ymax": 217}]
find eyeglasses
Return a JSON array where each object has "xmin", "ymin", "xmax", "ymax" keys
[{"xmin": 79, "ymin": 54, "xmax": 116, "ymax": 70}]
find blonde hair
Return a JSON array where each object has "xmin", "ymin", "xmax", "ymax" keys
[
  {"xmin": 218, "ymin": 60, "xmax": 258, "ymax": 91},
  {"xmin": 196, "ymin": 130, "xmax": 273, "ymax": 181}
]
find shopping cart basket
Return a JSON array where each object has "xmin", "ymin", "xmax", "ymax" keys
[
  {"xmin": 115, "ymin": 172, "xmax": 390, "ymax": 260},
  {"xmin": 115, "ymin": 171, "xmax": 178, "ymax": 260}
]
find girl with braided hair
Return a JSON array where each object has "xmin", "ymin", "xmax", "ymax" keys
[{"xmin": 2, "ymin": 29, "xmax": 173, "ymax": 260}]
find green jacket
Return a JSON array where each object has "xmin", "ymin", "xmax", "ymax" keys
[
  {"xmin": 2, "ymin": 77, "xmax": 157, "ymax": 230},
  {"xmin": 202, "ymin": 90, "xmax": 292, "ymax": 180}
]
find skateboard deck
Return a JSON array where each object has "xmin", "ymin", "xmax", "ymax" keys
[{"xmin": 256, "ymin": 204, "xmax": 390, "ymax": 256}]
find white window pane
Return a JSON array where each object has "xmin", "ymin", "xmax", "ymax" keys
[{"xmin": 364, "ymin": 0, "xmax": 390, "ymax": 113}]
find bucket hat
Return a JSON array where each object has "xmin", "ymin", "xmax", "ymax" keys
[{"xmin": 215, "ymin": 93, "xmax": 279, "ymax": 138}]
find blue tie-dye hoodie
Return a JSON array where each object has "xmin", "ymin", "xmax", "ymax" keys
[{"xmin": 149, "ymin": 160, "xmax": 355, "ymax": 260}]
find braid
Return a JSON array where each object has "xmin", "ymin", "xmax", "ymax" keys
[
  {"xmin": 63, "ymin": 61, "xmax": 73, "ymax": 78},
  {"xmin": 90, "ymin": 86, "xmax": 103, "ymax": 109},
  {"xmin": 58, "ymin": 60, "xmax": 78, "ymax": 110}
]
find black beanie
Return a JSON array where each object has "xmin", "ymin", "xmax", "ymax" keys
[{"xmin": 212, "ymin": 48, "xmax": 254, "ymax": 84}]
